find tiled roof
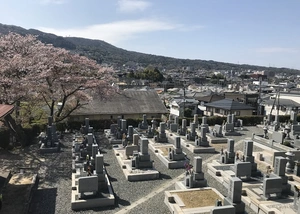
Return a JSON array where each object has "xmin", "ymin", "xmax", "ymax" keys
[
  {"xmin": 0, "ymin": 104, "xmax": 14, "ymax": 118},
  {"xmin": 73, "ymin": 90, "xmax": 168, "ymax": 115},
  {"xmin": 196, "ymin": 94, "xmax": 225, "ymax": 103},
  {"xmin": 262, "ymin": 98, "xmax": 300, "ymax": 107},
  {"xmin": 205, "ymin": 98, "xmax": 255, "ymax": 110}
]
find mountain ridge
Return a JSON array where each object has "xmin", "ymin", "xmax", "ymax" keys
[{"xmin": 0, "ymin": 23, "xmax": 298, "ymax": 73}]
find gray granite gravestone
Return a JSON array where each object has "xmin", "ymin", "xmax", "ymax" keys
[
  {"xmin": 169, "ymin": 137, "xmax": 185, "ymax": 161},
  {"xmin": 195, "ymin": 126, "xmax": 209, "ymax": 147},
  {"xmin": 127, "ymin": 125, "xmax": 134, "ymax": 143},
  {"xmin": 224, "ymin": 177, "xmax": 245, "ymax": 213},
  {"xmin": 194, "ymin": 114, "xmax": 199, "ymax": 126},
  {"xmin": 95, "ymin": 154, "xmax": 104, "ymax": 174},
  {"xmin": 220, "ymin": 139, "xmax": 235, "ymax": 164},
  {"xmin": 200, "ymin": 116, "xmax": 209, "ymax": 131},
  {"xmin": 262, "ymin": 176, "xmax": 282, "ymax": 199},
  {"xmin": 213, "ymin": 124, "xmax": 223, "ymax": 137},
  {"xmin": 133, "ymin": 134, "xmax": 139, "ymax": 146},
  {"xmin": 243, "ymin": 140, "xmax": 258, "ymax": 175},
  {"xmin": 273, "ymin": 156, "xmax": 291, "ymax": 193},
  {"xmin": 138, "ymin": 114, "xmax": 148, "ymax": 129},
  {"xmin": 274, "ymin": 156, "xmax": 287, "ymax": 176},
  {"xmin": 92, "ymin": 144, "xmax": 98, "ymax": 159},
  {"xmin": 178, "ymin": 119, "xmax": 187, "ymax": 136},
  {"xmin": 78, "ymin": 176, "xmax": 98, "ymax": 194},
  {"xmin": 187, "ymin": 122, "xmax": 197, "ymax": 141},
  {"xmin": 84, "ymin": 117, "xmax": 90, "ymax": 135},
  {"xmin": 234, "ymin": 162, "xmax": 252, "ymax": 180},
  {"xmin": 211, "ymin": 205, "xmax": 235, "ymax": 214},
  {"xmin": 154, "ymin": 122, "xmax": 168, "ymax": 143},
  {"xmin": 185, "ymin": 156, "xmax": 207, "ymax": 188},
  {"xmin": 131, "ymin": 138, "xmax": 153, "ymax": 169}
]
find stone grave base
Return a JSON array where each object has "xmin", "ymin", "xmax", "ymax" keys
[
  {"xmin": 39, "ymin": 142, "xmax": 60, "ymax": 154},
  {"xmin": 109, "ymin": 139, "xmax": 123, "ymax": 144},
  {"xmin": 223, "ymin": 131, "xmax": 241, "ymax": 136},
  {"xmin": 164, "ymin": 188, "xmax": 224, "ymax": 214},
  {"xmin": 71, "ymin": 169, "xmax": 115, "ymax": 210},
  {"xmin": 207, "ymin": 160, "xmax": 260, "ymax": 189},
  {"xmin": 182, "ymin": 141, "xmax": 216, "ymax": 154},
  {"xmin": 193, "ymin": 146, "xmax": 216, "ymax": 153},
  {"xmin": 224, "ymin": 197, "xmax": 245, "ymax": 214},
  {"xmin": 207, "ymin": 159, "xmax": 300, "ymax": 214},
  {"xmin": 175, "ymin": 180, "xmax": 207, "ymax": 190},
  {"xmin": 242, "ymin": 187, "xmax": 297, "ymax": 214},
  {"xmin": 113, "ymin": 148, "xmax": 159, "ymax": 181},
  {"xmin": 148, "ymin": 142, "xmax": 187, "ymax": 169},
  {"xmin": 207, "ymin": 161, "xmax": 235, "ymax": 189},
  {"xmin": 207, "ymin": 135, "xmax": 228, "ymax": 144},
  {"xmin": 252, "ymin": 134, "xmax": 292, "ymax": 152},
  {"xmin": 104, "ymin": 129, "xmax": 124, "ymax": 144}
]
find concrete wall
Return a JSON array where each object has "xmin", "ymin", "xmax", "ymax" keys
[{"xmin": 205, "ymin": 108, "xmax": 253, "ymax": 117}]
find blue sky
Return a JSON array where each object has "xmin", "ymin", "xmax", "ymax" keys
[{"xmin": 1, "ymin": 0, "xmax": 300, "ymax": 69}]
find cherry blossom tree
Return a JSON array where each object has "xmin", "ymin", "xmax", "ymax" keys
[
  {"xmin": 27, "ymin": 43, "xmax": 117, "ymax": 122},
  {"xmin": 0, "ymin": 33, "xmax": 42, "ymax": 105},
  {"xmin": 0, "ymin": 33, "xmax": 117, "ymax": 145}
]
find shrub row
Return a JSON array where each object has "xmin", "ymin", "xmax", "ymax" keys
[
  {"xmin": 175, "ymin": 115, "xmax": 264, "ymax": 126},
  {"xmin": 65, "ymin": 118, "xmax": 162, "ymax": 131}
]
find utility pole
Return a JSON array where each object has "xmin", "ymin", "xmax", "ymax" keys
[
  {"xmin": 183, "ymin": 77, "xmax": 186, "ymax": 118},
  {"xmin": 257, "ymin": 76, "xmax": 262, "ymax": 115}
]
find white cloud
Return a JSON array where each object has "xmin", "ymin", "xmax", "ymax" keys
[
  {"xmin": 38, "ymin": 19, "xmax": 180, "ymax": 44},
  {"xmin": 117, "ymin": 0, "xmax": 151, "ymax": 13},
  {"xmin": 256, "ymin": 47, "xmax": 298, "ymax": 54}
]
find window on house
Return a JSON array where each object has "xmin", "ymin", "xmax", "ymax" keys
[
  {"xmin": 111, "ymin": 115, "xmax": 113, "ymax": 119},
  {"xmin": 215, "ymin": 108, "xmax": 220, "ymax": 113},
  {"xmin": 235, "ymin": 111, "xmax": 240, "ymax": 116}
]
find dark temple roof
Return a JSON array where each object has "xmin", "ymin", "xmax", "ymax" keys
[
  {"xmin": 73, "ymin": 90, "xmax": 168, "ymax": 115},
  {"xmin": 205, "ymin": 98, "xmax": 255, "ymax": 110}
]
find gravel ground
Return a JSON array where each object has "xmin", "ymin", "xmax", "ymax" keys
[{"xmin": 1, "ymin": 126, "xmax": 266, "ymax": 214}]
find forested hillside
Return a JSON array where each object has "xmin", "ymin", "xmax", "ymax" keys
[{"xmin": 0, "ymin": 23, "xmax": 298, "ymax": 73}]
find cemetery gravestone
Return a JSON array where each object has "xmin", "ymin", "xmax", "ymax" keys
[
  {"xmin": 178, "ymin": 119, "xmax": 187, "ymax": 136},
  {"xmin": 169, "ymin": 137, "xmax": 185, "ymax": 161},
  {"xmin": 211, "ymin": 205, "xmax": 235, "ymax": 214},
  {"xmin": 224, "ymin": 177, "xmax": 245, "ymax": 213},
  {"xmin": 262, "ymin": 176, "xmax": 282, "ymax": 199}
]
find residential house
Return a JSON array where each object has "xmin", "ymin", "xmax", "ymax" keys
[
  {"xmin": 204, "ymin": 98, "xmax": 255, "ymax": 116},
  {"xmin": 169, "ymin": 98, "xmax": 199, "ymax": 117},
  {"xmin": 194, "ymin": 93, "xmax": 225, "ymax": 112},
  {"xmin": 262, "ymin": 97, "xmax": 300, "ymax": 116},
  {"xmin": 224, "ymin": 91, "xmax": 259, "ymax": 113},
  {"xmin": 69, "ymin": 90, "xmax": 168, "ymax": 121}
]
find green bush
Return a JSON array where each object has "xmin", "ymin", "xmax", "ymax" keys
[
  {"xmin": 177, "ymin": 115, "xmax": 264, "ymax": 126},
  {"xmin": 283, "ymin": 141, "xmax": 292, "ymax": 147},
  {"xmin": 236, "ymin": 116, "xmax": 264, "ymax": 126},
  {"xmin": 207, "ymin": 116, "xmax": 227, "ymax": 126},
  {"xmin": 66, "ymin": 118, "xmax": 162, "ymax": 131}
]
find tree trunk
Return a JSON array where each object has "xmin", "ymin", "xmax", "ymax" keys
[{"xmin": 4, "ymin": 115, "xmax": 27, "ymax": 147}]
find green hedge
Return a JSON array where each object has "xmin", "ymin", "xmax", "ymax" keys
[
  {"xmin": 65, "ymin": 118, "xmax": 162, "ymax": 131},
  {"xmin": 176, "ymin": 115, "xmax": 265, "ymax": 126}
]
